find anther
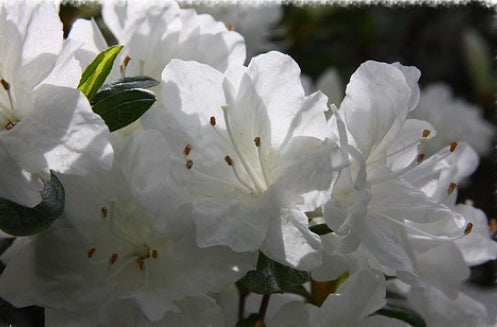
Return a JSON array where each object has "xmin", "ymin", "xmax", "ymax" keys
[
  {"xmin": 422, "ymin": 129, "xmax": 431, "ymax": 138},
  {"xmin": 416, "ymin": 153, "xmax": 425, "ymax": 163},
  {"xmin": 447, "ymin": 182, "xmax": 457, "ymax": 194},
  {"xmin": 151, "ymin": 249, "xmax": 158, "ymax": 259},
  {"xmin": 184, "ymin": 144, "xmax": 192, "ymax": 156},
  {"xmin": 449, "ymin": 141, "xmax": 458, "ymax": 152},
  {"xmin": 186, "ymin": 159, "xmax": 193, "ymax": 170},
  {"xmin": 136, "ymin": 257, "xmax": 145, "ymax": 271},
  {"xmin": 120, "ymin": 56, "xmax": 131, "ymax": 72},
  {"xmin": 464, "ymin": 222, "xmax": 473, "ymax": 235},
  {"xmin": 109, "ymin": 253, "xmax": 118, "ymax": 265},
  {"xmin": 100, "ymin": 207, "xmax": 108, "ymax": 218},
  {"xmin": 87, "ymin": 248, "xmax": 96, "ymax": 258},
  {"xmin": 0, "ymin": 79, "xmax": 9, "ymax": 91},
  {"xmin": 489, "ymin": 219, "xmax": 497, "ymax": 234},
  {"xmin": 210, "ymin": 116, "xmax": 216, "ymax": 126},
  {"xmin": 5, "ymin": 122, "xmax": 15, "ymax": 131},
  {"xmin": 226, "ymin": 23, "xmax": 234, "ymax": 31},
  {"xmin": 254, "ymin": 137, "xmax": 261, "ymax": 148},
  {"xmin": 224, "ymin": 155, "xmax": 233, "ymax": 166}
]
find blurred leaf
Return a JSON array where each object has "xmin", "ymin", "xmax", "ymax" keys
[
  {"xmin": 0, "ymin": 174, "xmax": 64, "ymax": 236},
  {"xmin": 374, "ymin": 304, "xmax": 426, "ymax": 327},
  {"xmin": 238, "ymin": 252, "xmax": 310, "ymax": 295},
  {"xmin": 236, "ymin": 314, "xmax": 265, "ymax": 327},
  {"xmin": 78, "ymin": 45, "xmax": 123, "ymax": 101},
  {"xmin": 309, "ymin": 223, "xmax": 333, "ymax": 235},
  {"xmin": 92, "ymin": 88, "xmax": 156, "ymax": 132}
]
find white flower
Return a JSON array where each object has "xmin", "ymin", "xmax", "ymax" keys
[
  {"xmin": 193, "ymin": 3, "xmax": 283, "ymax": 61},
  {"xmin": 0, "ymin": 134, "xmax": 255, "ymax": 324},
  {"xmin": 0, "ymin": 2, "xmax": 113, "ymax": 207},
  {"xmin": 409, "ymin": 83, "xmax": 495, "ymax": 156},
  {"xmin": 323, "ymin": 61, "xmax": 468, "ymax": 280},
  {"xmin": 69, "ymin": 1, "xmax": 246, "ymax": 80},
  {"xmin": 140, "ymin": 51, "xmax": 348, "ymax": 270}
]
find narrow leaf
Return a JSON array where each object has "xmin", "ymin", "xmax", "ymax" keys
[
  {"xmin": 92, "ymin": 88, "xmax": 156, "ymax": 132},
  {"xmin": 374, "ymin": 304, "xmax": 426, "ymax": 327},
  {"xmin": 77, "ymin": 45, "xmax": 123, "ymax": 101},
  {"xmin": 91, "ymin": 76, "xmax": 159, "ymax": 105},
  {"xmin": 0, "ymin": 174, "xmax": 64, "ymax": 236},
  {"xmin": 238, "ymin": 252, "xmax": 311, "ymax": 295}
]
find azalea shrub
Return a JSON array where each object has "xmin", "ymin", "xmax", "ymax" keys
[{"xmin": 0, "ymin": 1, "xmax": 495, "ymax": 327}]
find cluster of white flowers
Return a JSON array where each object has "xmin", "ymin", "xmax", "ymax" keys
[{"xmin": 0, "ymin": 2, "xmax": 495, "ymax": 326}]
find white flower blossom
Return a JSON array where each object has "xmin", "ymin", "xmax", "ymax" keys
[{"xmin": 0, "ymin": 2, "xmax": 113, "ymax": 207}]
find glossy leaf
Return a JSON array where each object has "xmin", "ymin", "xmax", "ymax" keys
[
  {"xmin": 77, "ymin": 45, "xmax": 123, "ymax": 101},
  {"xmin": 92, "ymin": 88, "xmax": 156, "ymax": 132},
  {"xmin": 374, "ymin": 304, "xmax": 426, "ymax": 327},
  {"xmin": 91, "ymin": 76, "xmax": 159, "ymax": 105}
]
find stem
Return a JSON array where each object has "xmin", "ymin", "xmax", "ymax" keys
[
  {"xmin": 258, "ymin": 294, "xmax": 271, "ymax": 323},
  {"xmin": 236, "ymin": 281, "xmax": 249, "ymax": 321}
]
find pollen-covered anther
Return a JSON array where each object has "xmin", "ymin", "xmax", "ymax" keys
[
  {"xmin": 184, "ymin": 144, "xmax": 192, "ymax": 156},
  {"xmin": 226, "ymin": 23, "xmax": 234, "ymax": 31},
  {"xmin": 120, "ymin": 56, "xmax": 131, "ymax": 72},
  {"xmin": 186, "ymin": 159, "xmax": 193, "ymax": 170},
  {"xmin": 151, "ymin": 249, "xmax": 158, "ymax": 259},
  {"xmin": 416, "ymin": 153, "xmax": 425, "ymax": 163},
  {"xmin": 422, "ymin": 129, "xmax": 431, "ymax": 138},
  {"xmin": 5, "ymin": 122, "xmax": 15, "ymax": 130},
  {"xmin": 210, "ymin": 116, "xmax": 216, "ymax": 126},
  {"xmin": 0, "ymin": 79, "xmax": 10, "ymax": 91},
  {"xmin": 136, "ymin": 257, "xmax": 145, "ymax": 271},
  {"xmin": 254, "ymin": 136, "xmax": 261, "ymax": 148},
  {"xmin": 87, "ymin": 248, "xmax": 96, "ymax": 258},
  {"xmin": 449, "ymin": 141, "xmax": 458, "ymax": 152},
  {"xmin": 100, "ymin": 207, "xmax": 108, "ymax": 218},
  {"xmin": 447, "ymin": 182, "xmax": 457, "ymax": 194},
  {"xmin": 224, "ymin": 155, "xmax": 233, "ymax": 166},
  {"xmin": 464, "ymin": 222, "xmax": 474, "ymax": 235},
  {"xmin": 109, "ymin": 253, "xmax": 118, "ymax": 265}
]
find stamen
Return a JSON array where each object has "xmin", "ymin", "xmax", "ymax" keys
[
  {"xmin": 100, "ymin": 207, "xmax": 108, "ymax": 218},
  {"xmin": 224, "ymin": 155, "xmax": 233, "ymax": 166},
  {"xmin": 225, "ymin": 155, "xmax": 255, "ymax": 193},
  {"xmin": 416, "ymin": 153, "xmax": 425, "ymax": 163},
  {"xmin": 210, "ymin": 116, "xmax": 216, "ymax": 126},
  {"xmin": 489, "ymin": 219, "xmax": 497, "ymax": 234},
  {"xmin": 226, "ymin": 23, "xmax": 234, "ymax": 31},
  {"xmin": 464, "ymin": 222, "xmax": 473, "ymax": 235},
  {"xmin": 422, "ymin": 129, "xmax": 431, "ymax": 138},
  {"xmin": 184, "ymin": 144, "xmax": 192, "ymax": 156},
  {"xmin": 1, "ymin": 78, "xmax": 16, "ymax": 116},
  {"xmin": 5, "ymin": 121, "xmax": 15, "ymax": 130},
  {"xmin": 87, "ymin": 248, "xmax": 96, "ymax": 258},
  {"xmin": 109, "ymin": 253, "xmax": 119, "ymax": 265},
  {"xmin": 151, "ymin": 249, "xmax": 158, "ymax": 259},
  {"xmin": 449, "ymin": 141, "xmax": 458, "ymax": 152},
  {"xmin": 120, "ymin": 56, "xmax": 131, "ymax": 77},
  {"xmin": 447, "ymin": 182, "xmax": 457, "ymax": 194},
  {"xmin": 186, "ymin": 159, "xmax": 193, "ymax": 170},
  {"xmin": 136, "ymin": 257, "xmax": 145, "ymax": 271},
  {"xmin": 254, "ymin": 137, "xmax": 261, "ymax": 147}
]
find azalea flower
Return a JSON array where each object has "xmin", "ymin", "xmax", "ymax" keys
[
  {"xmin": 409, "ymin": 83, "xmax": 495, "ymax": 156},
  {"xmin": 323, "ymin": 61, "xmax": 469, "ymax": 280},
  {"xmin": 0, "ymin": 134, "xmax": 255, "ymax": 325},
  {"xmin": 0, "ymin": 2, "xmax": 112, "ymax": 207},
  {"xmin": 138, "ymin": 51, "xmax": 349, "ymax": 270}
]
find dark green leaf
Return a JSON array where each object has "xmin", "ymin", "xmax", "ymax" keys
[
  {"xmin": 309, "ymin": 223, "xmax": 333, "ymax": 235},
  {"xmin": 374, "ymin": 304, "xmax": 426, "ymax": 327},
  {"xmin": 238, "ymin": 252, "xmax": 311, "ymax": 295},
  {"xmin": 78, "ymin": 45, "xmax": 123, "ymax": 101},
  {"xmin": 91, "ymin": 76, "xmax": 159, "ymax": 105},
  {"xmin": 0, "ymin": 174, "xmax": 64, "ymax": 236},
  {"xmin": 92, "ymin": 88, "xmax": 156, "ymax": 132},
  {"xmin": 235, "ymin": 314, "xmax": 265, "ymax": 327}
]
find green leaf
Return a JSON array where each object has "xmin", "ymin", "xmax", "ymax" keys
[
  {"xmin": 238, "ymin": 252, "xmax": 311, "ymax": 295},
  {"xmin": 235, "ymin": 314, "xmax": 265, "ymax": 327},
  {"xmin": 0, "ymin": 174, "xmax": 64, "ymax": 236},
  {"xmin": 309, "ymin": 223, "xmax": 333, "ymax": 235},
  {"xmin": 77, "ymin": 45, "xmax": 123, "ymax": 101},
  {"xmin": 92, "ymin": 88, "xmax": 156, "ymax": 132},
  {"xmin": 91, "ymin": 76, "xmax": 159, "ymax": 105},
  {"xmin": 374, "ymin": 304, "xmax": 426, "ymax": 327}
]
